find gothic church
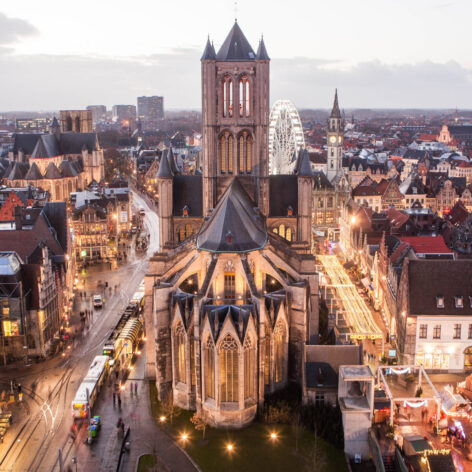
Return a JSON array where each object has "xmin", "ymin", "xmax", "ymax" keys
[{"xmin": 144, "ymin": 22, "xmax": 319, "ymax": 428}]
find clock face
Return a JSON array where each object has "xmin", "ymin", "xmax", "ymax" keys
[{"xmin": 329, "ymin": 136, "xmax": 337, "ymax": 144}]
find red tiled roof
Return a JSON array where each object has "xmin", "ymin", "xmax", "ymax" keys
[
  {"xmin": 0, "ymin": 191, "xmax": 25, "ymax": 222},
  {"xmin": 418, "ymin": 134, "xmax": 438, "ymax": 141},
  {"xmin": 398, "ymin": 236, "xmax": 452, "ymax": 254}
]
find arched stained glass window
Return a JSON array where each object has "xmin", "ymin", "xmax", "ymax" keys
[
  {"xmin": 204, "ymin": 337, "xmax": 215, "ymax": 399},
  {"xmin": 175, "ymin": 322, "xmax": 186, "ymax": 384},
  {"xmin": 219, "ymin": 335, "xmax": 239, "ymax": 402}
]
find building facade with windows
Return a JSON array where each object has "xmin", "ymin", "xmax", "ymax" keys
[
  {"xmin": 145, "ymin": 23, "xmax": 318, "ymax": 429},
  {"xmin": 397, "ymin": 259, "xmax": 472, "ymax": 371}
]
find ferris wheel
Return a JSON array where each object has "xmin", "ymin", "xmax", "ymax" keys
[{"xmin": 268, "ymin": 100, "xmax": 305, "ymax": 175}]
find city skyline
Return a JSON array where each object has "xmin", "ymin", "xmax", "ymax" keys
[{"xmin": 1, "ymin": 0, "xmax": 472, "ymax": 110}]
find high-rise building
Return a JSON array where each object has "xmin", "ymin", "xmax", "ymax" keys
[
  {"xmin": 112, "ymin": 105, "xmax": 136, "ymax": 127},
  {"xmin": 86, "ymin": 105, "xmax": 107, "ymax": 123},
  {"xmin": 137, "ymin": 96, "xmax": 164, "ymax": 129}
]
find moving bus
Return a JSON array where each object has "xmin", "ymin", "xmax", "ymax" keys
[{"xmin": 72, "ymin": 355, "xmax": 109, "ymax": 419}]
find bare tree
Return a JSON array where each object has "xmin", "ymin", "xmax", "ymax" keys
[
  {"xmin": 159, "ymin": 392, "xmax": 181, "ymax": 425},
  {"xmin": 190, "ymin": 411, "xmax": 209, "ymax": 440}
]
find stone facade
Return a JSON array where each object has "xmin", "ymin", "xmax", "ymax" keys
[{"xmin": 145, "ymin": 23, "xmax": 319, "ymax": 428}]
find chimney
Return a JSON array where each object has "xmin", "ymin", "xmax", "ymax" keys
[{"xmin": 14, "ymin": 205, "xmax": 22, "ymax": 230}]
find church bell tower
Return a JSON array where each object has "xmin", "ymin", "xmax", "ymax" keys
[
  {"xmin": 201, "ymin": 22, "xmax": 270, "ymax": 215},
  {"xmin": 326, "ymin": 89, "xmax": 343, "ymax": 183}
]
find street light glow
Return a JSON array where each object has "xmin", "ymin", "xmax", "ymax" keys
[
  {"xmin": 226, "ymin": 443, "xmax": 234, "ymax": 452},
  {"xmin": 270, "ymin": 432, "xmax": 277, "ymax": 440},
  {"xmin": 159, "ymin": 415, "xmax": 166, "ymax": 422},
  {"xmin": 181, "ymin": 433, "xmax": 188, "ymax": 441},
  {"xmin": 350, "ymin": 216, "xmax": 356, "ymax": 225}
]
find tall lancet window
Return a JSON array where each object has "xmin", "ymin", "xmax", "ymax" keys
[
  {"xmin": 238, "ymin": 131, "xmax": 253, "ymax": 174},
  {"xmin": 220, "ymin": 132, "xmax": 234, "ymax": 174},
  {"xmin": 244, "ymin": 335, "xmax": 256, "ymax": 400},
  {"xmin": 204, "ymin": 336, "xmax": 215, "ymax": 400},
  {"xmin": 274, "ymin": 321, "xmax": 286, "ymax": 384},
  {"xmin": 175, "ymin": 322, "xmax": 186, "ymax": 384},
  {"xmin": 239, "ymin": 75, "xmax": 250, "ymax": 117},
  {"xmin": 220, "ymin": 335, "xmax": 239, "ymax": 403},
  {"xmin": 223, "ymin": 75, "xmax": 233, "ymax": 117}
]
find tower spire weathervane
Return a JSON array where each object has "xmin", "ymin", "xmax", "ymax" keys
[{"xmin": 234, "ymin": 1, "xmax": 238, "ymax": 22}]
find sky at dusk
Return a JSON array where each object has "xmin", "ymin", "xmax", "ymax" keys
[{"xmin": 1, "ymin": 0, "xmax": 471, "ymax": 111}]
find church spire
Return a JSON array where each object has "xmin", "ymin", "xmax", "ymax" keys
[
  {"xmin": 201, "ymin": 36, "xmax": 216, "ymax": 60},
  {"xmin": 330, "ymin": 88, "xmax": 341, "ymax": 119},
  {"xmin": 256, "ymin": 36, "xmax": 270, "ymax": 60}
]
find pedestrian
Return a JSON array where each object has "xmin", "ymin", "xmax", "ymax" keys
[{"xmin": 134, "ymin": 382, "xmax": 138, "ymax": 395}]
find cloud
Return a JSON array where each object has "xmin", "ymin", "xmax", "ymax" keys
[
  {"xmin": 0, "ymin": 13, "xmax": 38, "ymax": 45},
  {"xmin": 0, "ymin": 48, "xmax": 471, "ymax": 110},
  {"xmin": 272, "ymin": 58, "xmax": 472, "ymax": 109}
]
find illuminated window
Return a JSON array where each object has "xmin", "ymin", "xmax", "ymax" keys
[
  {"xmin": 238, "ymin": 132, "xmax": 252, "ymax": 174},
  {"xmin": 274, "ymin": 321, "xmax": 286, "ymax": 384},
  {"xmin": 244, "ymin": 336, "xmax": 255, "ymax": 400},
  {"xmin": 454, "ymin": 324, "xmax": 462, "ymax": 339},
  {"xmin": 239, "ymin": 75, "xmax": 250, "ymax": 117},
  {"xmin": 433, "ymin": 325, "xmax": 441, "ymax": 339},
  {"xmin": 436, "ymin": 296, "xmax": 444, "ymax": 309},
  {"xmin": 286, "ymin": 227, "xmax": 292, "ymax": 242},
  {"xmin": 3, "ymin": 320, "xmax": 19, "ymax": 337},
  {"xmin": 455, "ymin": 296, "xmax": 464, "ymax": 308},
  {"xmin": 224, "ymin": 272, "xmax": 235, "ymax": 299},
  {"xmin": 219, "ymin": 335, "xmax": 239, "ymax": 403},
  {"xmin": 220, "ymin": 135, "xmax": 227, "ymax": 173},
  {"xmin": 174, "ymin": 322, "xmax": 186, "ymax": 384},
  {"xmin": 278, "ymin": 224, "xmax": 285, "ymax": 239},
  {"xmin": 264, "ymin": 336, "xmax": 270, "ymax": 386},
  {"xmin": 204, "ymin": 337, "xmax": 215, "ymax": 399},
  {"xmin": 228, "ymin": 135, "xmax": 233, "ymax": 173},
  {"xmin": 223, "ymin": 75, "xmax": 233, "ymax": 117},
  {"xmin": 190, "ymin": 333, "xmax": 195, "ymax": 386},
  {"xmin": 272, "ymin": 227, "xmax": 278, "ymax": 235}
]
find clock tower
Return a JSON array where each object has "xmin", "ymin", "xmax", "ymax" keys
[{"xmin": 326, "ymin": 89, "xmax": 343, "ymax": 183}]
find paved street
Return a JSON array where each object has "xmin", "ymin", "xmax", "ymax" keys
[
  {"xmin": 0, "ymin": 190, "xmax": 165, "ymax": 472},
  {"xmin": 318, "ymin": 255, "xmax": 382, "ymax": 337}
]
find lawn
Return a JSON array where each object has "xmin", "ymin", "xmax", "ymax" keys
[
  {"xmin": 137, "ymin": 454, "xmax": 157, "ymax": 472},
  {"xmin": 149, "ymin": 382, "xmax": 348, "ymax": 472}
]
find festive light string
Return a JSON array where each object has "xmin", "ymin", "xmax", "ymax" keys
[
  {"xmin": 389, "ymin": 367, "xmax": 411, "ymax": 375},
  {"xmin": 404, "ymin": 400, "xmax": 428, "ymax": 408}
]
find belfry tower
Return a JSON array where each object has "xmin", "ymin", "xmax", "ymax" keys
[
  {"xmin": 201, "ymin": 22, "xmax": 270, "ymax": 215},
  {"xmin": 326, "ymin": 89, "xmax": 344, "ymax": 183}
]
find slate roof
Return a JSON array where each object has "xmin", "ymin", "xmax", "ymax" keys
[
  {"xmin": 216, "ymin": 22, "xmax": 256, "ymax": 61},
  {"xmin": 269, "ymin": 175, "xmax": 298, "ymax": 217},
  {"xmin": 197, "ymin": 179, "xmax": 267, "ymax": 253},
  {"xmin": 201, "ymin": 304, "xmax": 256, "ymax": 342},
  {"xmin": 27, "ymin": 132, "xmax": 99, "ymax": 159},
  {"xmin": 24, "ymin": 162, "xmax": 43, "ymax": 180},
  {"xmin": 172, "ymin": 176, "xmax": 203, "ymax": 217},
  {"xmin": 313, "ymin": 171, "xmax": 333, "ymax": 190},
  {"xmin": 59, "ymin": 160, "xmax": 78, "ymax": 177},
  {"xmin": 157, "ymin": 149, "xmax": 173, "ymax": 177},
  {"xmin": 408, "ymin": 260, "xmax": 472, "ymax": 316},
  {"xmin": 305, "ymin": 362, "xmax": 338, "ymax": 389},
  {"xmin": 42, "ymin": 202, "xmax": 68, "ymax": 252},
  {"xmin": 43, "ymin": 162, "xmax": 62, "ymax": 179},
  {"xmin": 201, "ymin": 37, "xmax": 216, "ymax": 60},
  {"xmin": 295, "ymin": 149, "xmax": 313, "ymax": 177},
  {"xmin": 256, "ymin": 38, "xmax": 269, "ymax": 60},
  {"xmin": 7, "ymin": 162, "xmax": 27, "ymax": 180},
  {"xmin": 12, "ymin": 134, "xmax": 41, "ymax": 155}
]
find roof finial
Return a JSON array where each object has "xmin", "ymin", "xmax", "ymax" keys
[{"xmin": 234, "ymin": 1, "xmax": 238, "ymax": 22}]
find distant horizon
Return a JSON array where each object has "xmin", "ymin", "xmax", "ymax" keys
[{"xmin": 2, "ymin": 107, "xmax": 472, "ymax": 115}]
